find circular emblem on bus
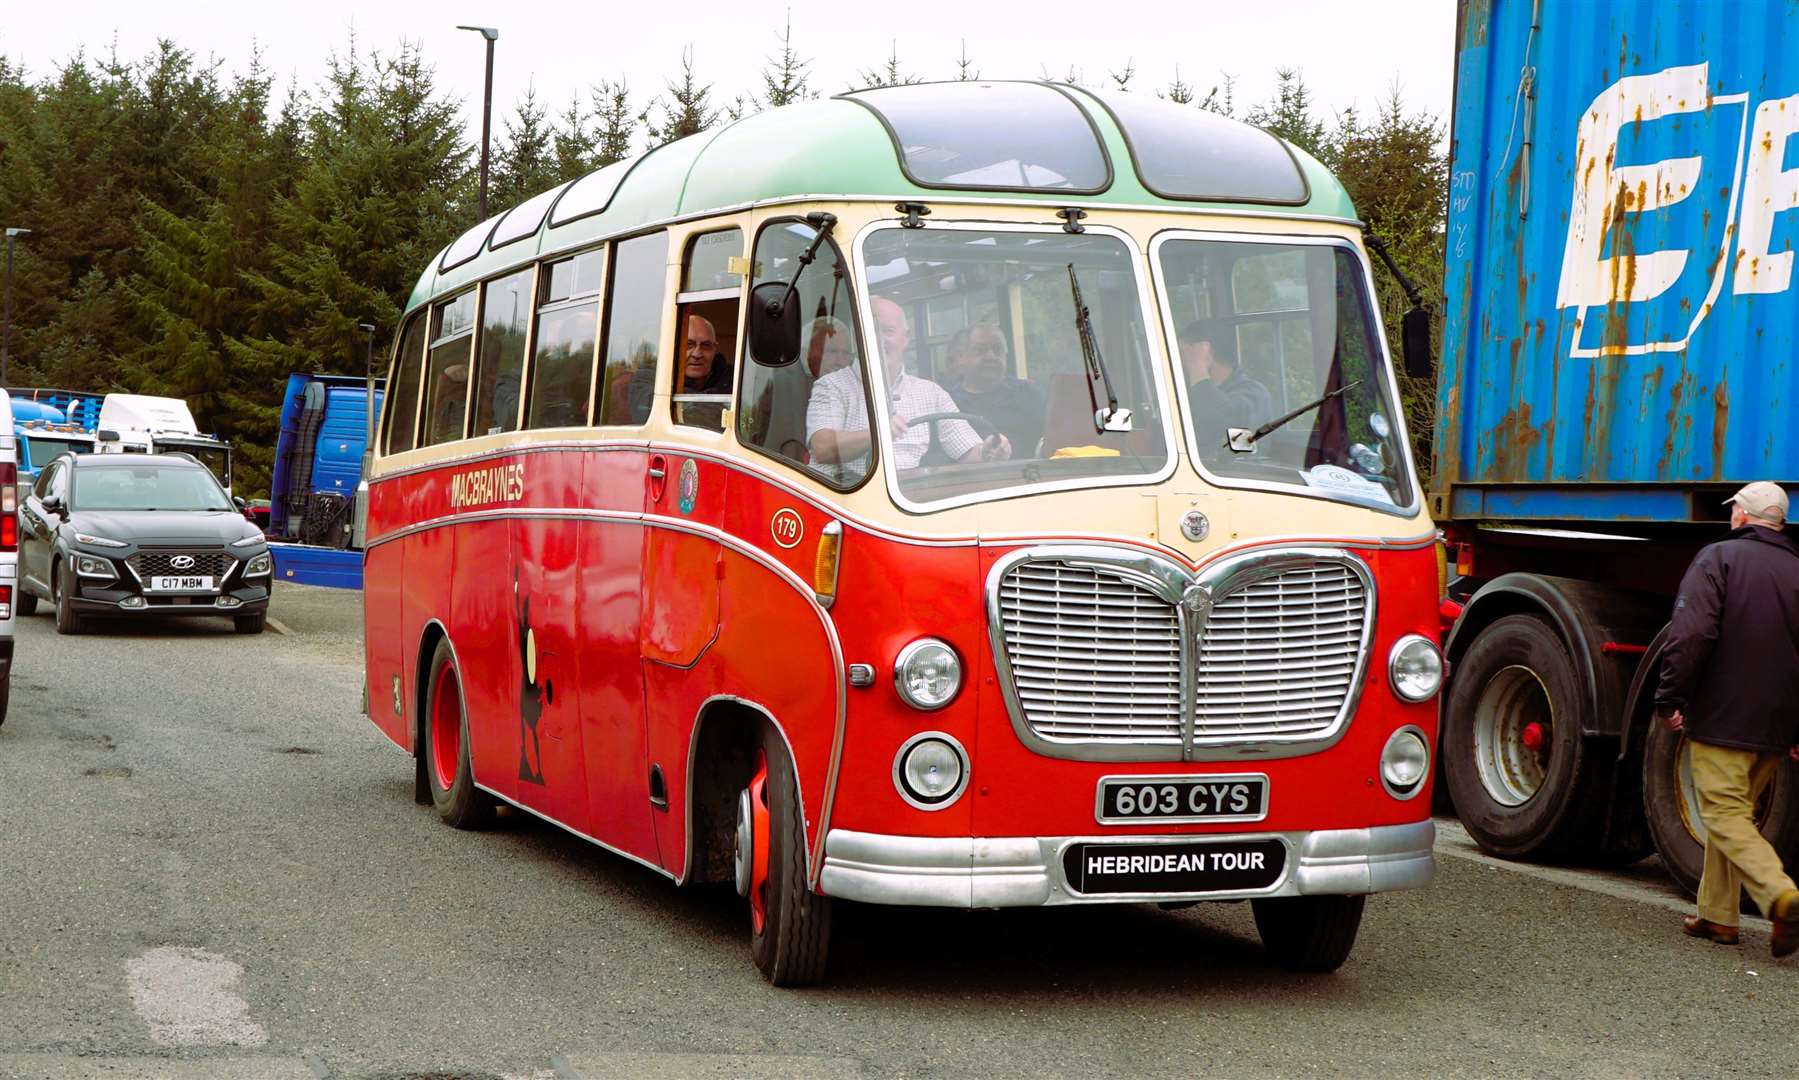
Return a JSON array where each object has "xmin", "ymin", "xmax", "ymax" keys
[
  {"xmin": 676, "ymin": 459, "xmax": 700, "ymax": 515},
  {"xmin": 770, "ymin": 508, "xmax": 805, "ymax": 549},
  {"xmin": 171, "ymin": 555, "xmax": 196, "ymax": 570},
  {"xmin": 1180, "ymin": 510, "xmax": 1210, "ymax": 542}
]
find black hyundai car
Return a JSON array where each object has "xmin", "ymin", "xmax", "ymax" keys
[{"xmin": 18, "ymin": 452, "xmax": 272, "ymax": 634}]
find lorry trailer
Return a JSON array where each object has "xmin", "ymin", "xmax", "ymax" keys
[{"xmin": 1437, "ymin": 0, "xmax": 1799, "ymax": 890}]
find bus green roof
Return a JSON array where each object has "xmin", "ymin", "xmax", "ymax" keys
[{"xmin": 412, "ymin": 82, "xmax": 1357, "ymax": 311}]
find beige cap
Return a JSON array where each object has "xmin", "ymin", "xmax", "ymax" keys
[{"xmin": 1724, "ymin": 481, "xmax": 1790, "ymax": 523}]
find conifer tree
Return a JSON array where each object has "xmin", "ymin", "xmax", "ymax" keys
[
  {"xmin": 1248, "ymin": 69, "xmax": 1327, "ymax": 160},
  {"xmin": 643, "ymin": 48, "xmax": 717, "ymax": 147},
  {"xmin": 955, "ymin": 42, "xmax": 978, "ymax": 82},
  {"xmin": 590, "ymin": 80, "xmax": 636, "ymax": 166},
  {"xmin": 854, "ymin": 42, "xmax": 920, "ymax": 91},
  {"xmin": 760, "ymin": 14, "xmax": 814, "ymax": 108},
  {"xmin": 551, "ymin": 95, "xmax": 601, "ymax": 181},
  {"xmin": 491, "ymin": 85, "xmax": 557, "ymax": 210}
]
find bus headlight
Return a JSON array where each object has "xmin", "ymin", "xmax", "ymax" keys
[
  {"xmin": 893, "ymin": 732, "xmax": 969, "ymax": 810},
  {"xmin": 1380, "ymin": 726, "xmax": 1430, "ymax": 799},
  {"xmin": 1387, "ymin": 634, "xmax": 1443, "ymax": 702},
  {"xmin": 893, "ymin": 638, "xmax": 961, "ymax": 711}
]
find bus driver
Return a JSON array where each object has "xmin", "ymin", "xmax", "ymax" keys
[{"xmin": 806, "ymin": 296, "xmax": 1010, "ymax": 480}]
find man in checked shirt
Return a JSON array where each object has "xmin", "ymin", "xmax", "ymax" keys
[{"xmin": 806, "ymin": 296, "xmax": 1012, "ymax": 482}]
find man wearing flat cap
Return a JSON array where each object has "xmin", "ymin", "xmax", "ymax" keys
[{"xmin": 1655, "ymin": 481, "xmax": 1799, "ymax": 957}]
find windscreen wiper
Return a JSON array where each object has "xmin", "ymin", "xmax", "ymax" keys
[
  {"xmin": 1067, "ymin": 264, "xmax": 1132, "ymax": 434},
  {"xmin": 1227, "ymin": 379, "xmax": 1362, "ymax": 453}
]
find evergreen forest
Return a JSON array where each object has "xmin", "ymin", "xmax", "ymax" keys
[{"xmin": 0, "ymin": 33, "xmax": 1445, "ymax": 496}]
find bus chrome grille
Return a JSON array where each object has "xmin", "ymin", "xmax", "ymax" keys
[
  {"xmin": 996, "ymin": 560, "xmax": 1184, "ymax": 744},
  {"xmin": 989, "ymin": 549, "xmax": 1374, "ymax": 760},
  {"xmin": 1192, "ymin": 562, "xmax": 1366, "ymax": 739}
]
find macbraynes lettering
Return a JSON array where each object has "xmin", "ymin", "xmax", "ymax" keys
[{"xmin": 449, "ymin": 462, "xmax": 526, "ymax": 511}]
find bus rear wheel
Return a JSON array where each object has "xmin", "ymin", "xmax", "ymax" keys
[
  {"xmin": 422, "ymin": 638, "xmax": 492, "ymax": 830},
  {"xmin": 1252, "ymin": 894, "xmax": 1365, "ymax": 972},
  {"xmin": 740, "ymin": 733, "xmax": 832, "ymax": 987},
  {"xmin": 1641, "ymin": 718, "xmax": 1799, "ymax": 899}
]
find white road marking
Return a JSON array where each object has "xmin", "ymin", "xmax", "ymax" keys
[
  {"xmin": 561, "ymin": 1052, "xmax": 863, "ymax": 1079},
  {"xmin": 125, "ymin": 947, "xmax": 268, "ymax": 1047},
  {"xmin": 1433, "ymin": 817, "xmax": 1773, "ymax": 934},
  {"xmin": 0, "ymin": 1055, "xmax": 311, "ymax": 1079}
]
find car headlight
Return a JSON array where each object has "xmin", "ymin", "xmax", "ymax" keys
[
  {"xmin": 1380, "ymin": 726, "xmax": 1431, "ymax": 799},
  {"xmin": 75, "ymin": 532, "xmax": 128, "ymax": 549},
  {"xmin": 893, "ymin": 638, "xmax": 962, "ymax": 711},
  {"xmin": 1388, "ymin": 634, "xmax": 1444, "ymax": 703},
  {"xmin": 892, "ymin": 732, "xmax": 970, "ymax": 810},
  {"xmin": 244, "ymin": 552, "xmax": 273, "ymax": 576},
  {"xmin": 74, "ymin": 553, "xmax": 118, "ymax": 580}
]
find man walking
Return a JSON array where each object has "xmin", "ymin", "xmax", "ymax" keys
[{"xmin": 1655, "ymin": 481, "xmax": 1799, "ymax": 957}]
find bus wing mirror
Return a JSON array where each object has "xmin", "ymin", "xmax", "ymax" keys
[
  {"xmin": 747, "ymin": 281, "xmax": 802, "ymax": 368},
  {"xmin": 1401, "ymin": 307, "xmax": 1433, "ymax": 380}
]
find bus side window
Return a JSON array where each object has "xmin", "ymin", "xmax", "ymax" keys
[
  {"xmin": 736, "ymin": 219, "xmax": 869, "ymax": 487},
  {"xmin": 473, "ymin": 267, "xmax": 534, "ymax": 436},
  {"xmin": 598, "ymin": 231, "xmax": 669, "ymax": 426},
  {"xmin": 422, "ymin": 291, "xmax": 477, "ymax": 446},
  {"xmin": 381, "ymin": 310, "xmax": 429, "ymax": 456},
  {"xmin": 670, "ymin": 228, "xmax": 743, "ymax": 433},
  {"xmin": 526, "ymin": 248, "xmax": 605, "ymax": 430}
]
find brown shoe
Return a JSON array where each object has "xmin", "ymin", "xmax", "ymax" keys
[
  {"xmin": 1683, "ymin": 915, "xmax": 1740, "ymax": 946},
  {"xmin": 1773, "ymin": 891, "xmax": 1799, "ymax": 959}
]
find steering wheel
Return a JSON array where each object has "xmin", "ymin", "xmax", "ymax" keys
[{"xmin": 908, "ymin": 411, "xmax": 997, "ymax": 466}]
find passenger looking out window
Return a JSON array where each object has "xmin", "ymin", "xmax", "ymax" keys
[
  {"xmin": 807, "ymin": 297, "xmax": 1011, "ymax": 482},
  {"xmin": 632, "ymin": 313, "xmax": 733, "ymax": 430},
  {"xmin": 1179, "ymin": 319, "xmax": 1272, "ymax": 452},
  {"xmin": 940, "ymin": 324, "xmax": 1045, "ymax": 457}
]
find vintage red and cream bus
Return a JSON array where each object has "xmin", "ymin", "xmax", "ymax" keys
[{"xmin": 364, "ymin": 81, "xmax": 1443, "ymax": 985}]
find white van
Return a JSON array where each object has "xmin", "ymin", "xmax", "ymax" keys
[{"xmin": 0, "ymin": 389, "xmax": 19, "ymax": 725}]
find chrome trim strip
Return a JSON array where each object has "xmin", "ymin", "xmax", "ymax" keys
[
  {"xmin": 1146, "ymin": 228, "xmax": 1424, "ymax": 519},
  {"xmin": 1092, "ymin": 772, "xmax": 1270, "ymax": 826},
  {"xmin": 985, "ymin": 543, "xmax": 1376, "ymax": 762},
  {"xmin": 819, "ymin": 820, "xmax": 1434, "ymax": 908},
  {"xmin": 475, "ymin": 781, "xmax": 677, "ymax": 881}
]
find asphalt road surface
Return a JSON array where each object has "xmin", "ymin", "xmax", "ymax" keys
[{"xmin": 0, "ymin": 584, "xmax": 1794, "ymax": 1080}]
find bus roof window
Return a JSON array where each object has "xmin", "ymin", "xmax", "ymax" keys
[
  {"xmin": 1088, "ymin": 89, "xmax": 1308, "ymax": 205},
  {"xmin": 683, "ymin": 229, "xmax": 743, "ymax": 294},
  {"xmin": 548, "ymin": 156, "xmax": 640, "ymax": 228},
  {"xmin": 440, "ymin": 218, "xmax": 498, "ymax": 272},
  {"xmin": 843, "ymin": 82, "xmax": 1110, "ymax": 194},
  {"xmin": 489, "ymin": 181, "xmax": 573, "ymax": 251}
]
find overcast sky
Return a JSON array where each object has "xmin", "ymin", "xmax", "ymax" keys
[{"xmin": 2, "ymin": 1, "xmax": 1455, "ymax": 145}]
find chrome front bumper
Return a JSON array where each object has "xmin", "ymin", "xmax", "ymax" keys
[{"xmin": 819, "ymin": 820, "xmax": 1435, "ymax": 908}]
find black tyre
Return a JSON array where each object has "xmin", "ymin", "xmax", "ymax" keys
[
  {"xmin": 422, "ymin": 638, "xmax": 492, "ymax": 830},
  {"xmin": 1252, "ymin": 894, "xmax": 1365, "ymax": 973},
  {"xmin": 0, "ymin": 673, "xmax": 9, "ymax": 727},
  {"xmin": 52, "ymin": 565, "xmax": 83, "ymax": 636},
  {"xmin": 1443, "ymin": 614, "xmax": 1610, "ymax": 859},
  {"xmin": 234, "ymin": 612, "xmax": 266, "ymax": 635},
  {"xmin": 17, "ymin": 591, "xmax": 38, "ymax": 617},
  {"xmin": 1642, "ymin": 719, "xmax": 1799, "ymax": 899},
  {"xmin": 747, "ymin": 733, "xmax": 832, "ymax": 986}
]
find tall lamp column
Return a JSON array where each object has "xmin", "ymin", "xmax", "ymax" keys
[{"xmin": 455, "ymin": 25, "xmax": 500, "ymax": 221}]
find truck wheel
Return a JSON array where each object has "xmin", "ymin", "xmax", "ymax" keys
[
  {"xmin": 1641, "ymin": 719, "xmax": 1799, "ymax": 899},
  {"xmin": 17, "ymin": 591, "xmax": 37, "ymax": 617},
  {"xmin": 422, "ymin": 638, "xmax": 492, "ymax": 830},
  {"xmin": 1252, "ymin": 894, "xmax": 1365, "ymax": 972},
  {"xmin": 1443, "ymin": 614, "xmax": 1608, "ymax": 859},
  {"xmin": 53, "ymin": 566, "xmax": 83, "ymax": 636},
  {"xmin": 744, "ymin": 733, "xmax": 832, "ymax": 986}
]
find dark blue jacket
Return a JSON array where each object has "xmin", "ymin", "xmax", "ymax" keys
[{"xmin": 1655, "ymin": 525, "xmax": 1799, "ymax": 753}]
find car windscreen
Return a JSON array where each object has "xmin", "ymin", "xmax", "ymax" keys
[{"xmin": 71, "ymin": 465, "xmax": 234, "ymax": 512}]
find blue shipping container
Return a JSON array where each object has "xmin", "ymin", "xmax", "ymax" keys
[{"xmin": 1439, "ymin": 0, "xmax": 1799, "ymax": 524}]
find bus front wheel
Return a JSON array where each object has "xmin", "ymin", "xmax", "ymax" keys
[
  {"xmin": 742, "ymin": 732, "xmax": 832, "ymax": 987},
  {"xmin": 422, "ymin": 638, "xmax": 492, "ymax": 830},
  {"xmin": 1252, "ymin": 894, "xmax": 1365, "ymax": 972}
]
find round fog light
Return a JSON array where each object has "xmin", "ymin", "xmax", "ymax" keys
[
  {"xmin": 893, "ymin": 638, "xmax": 962, "ymax": 711},
  {"xmin": 1380, "ymin": 726, "xmax": 1430, "ymax": 799},
  {"xmin": 1388, "ymin": 634, "xmax": 1444, "ymax": 703},
  {"xmin": 894, "ymin": 732, "xmax": 969, "ymax": 811}
]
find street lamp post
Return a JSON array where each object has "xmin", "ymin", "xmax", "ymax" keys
[
  {"xmin": 2, "ymin": 227, "xmax": 29, "ymax": 387},
  {"xmin": 455, "ymin": 25, "xmax": 500, "ymax": 221}
]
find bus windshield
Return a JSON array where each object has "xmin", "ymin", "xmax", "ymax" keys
[
  {"xmin": 1155, "ymin": 237, "xmax": 1414, "ymax": 512},
  {"xmin": 858, "ymin": 226, "xmax": 1169, "ymax": 508}
]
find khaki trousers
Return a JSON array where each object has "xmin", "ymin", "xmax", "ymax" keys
[{"xmin": 1691, "ymin": 739, "xmax": 1798, "ymax": 927}]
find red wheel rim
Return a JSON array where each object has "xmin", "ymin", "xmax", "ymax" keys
[
  {"xmin": 748, "ymin": 749, "xmax": 771, "ymax": 934},
  {"xmin": 430, "ymin": 662, "xmax": 462, "ymax": 792}
]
